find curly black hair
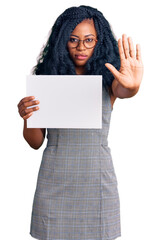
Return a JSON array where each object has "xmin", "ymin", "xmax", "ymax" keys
[{"xmin": 32, "ymin": 5, "xmax": 120, "ymax": 91}]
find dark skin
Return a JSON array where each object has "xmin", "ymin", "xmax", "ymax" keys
[
  {"xmin": 67, "ymin": 18, "xmax": 143, "ymax": 104},
  {"xmin": 17, "ymin": 96, "xmax": 45, "ymax": 149},
  {"xmin": 17, "ymin": 18, "xmax": 143, "ymax": 149}
]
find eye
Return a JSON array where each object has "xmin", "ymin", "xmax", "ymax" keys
[
  {"xmin": 69, "ymin": 38, "xmax": 79, "ymax": 43},
  {"xmin": 85, "ymin": 38, "xmax": 94, "ymax": 42}
]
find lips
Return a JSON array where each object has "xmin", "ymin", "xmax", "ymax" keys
[{"xmin": 75, "ymin": 54, "xmax": 88, "ymax": 60}]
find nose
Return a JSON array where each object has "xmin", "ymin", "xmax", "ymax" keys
[{"xmin": 76, "ymin": 40, "xmax": 86, "ymax": 51}]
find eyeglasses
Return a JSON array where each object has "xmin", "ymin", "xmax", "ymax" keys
[{"xmin": 68, "ymin": 37, "xmax": 98, "ymax": 49}]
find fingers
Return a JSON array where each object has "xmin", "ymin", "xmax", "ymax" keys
[
  {"xmin": 119, "ymin": 34, "xmax": 141, "ymax": 60},
  {"xmin": 105, "ymin": 63, "xmax": 121, "ymax": 80},
  {"xmin": 118, "ymin": 35, "xmax": 131, "ymax": 60},
  {"xmin": 136, "ymin": 44, "xmax": 142, "ymax": 61},
  {"xmin": 23, "ymin": 112, "xmax": 33, "ymax": 120},
  {"xmin": 118, "ymin": 38, "xmax": 125, "ymax": 60},
  {"xmin": 17, "ymin": 96, "xmax": 35, "ymax": 108},
  {"xmin": 122, "ymin": 34, "xmax": 130, "ymax": 58},
  {"xmin": 17, "ymin": 96, "xmax": 40, "ymax": 120},
  {"xmin": 128, "ymin": 37, "xmax": 135, "ymax": 58},
  {"xmin": 20, "ymin": 105, "xmax": 40, "ymax": 120},
  {"xmin": 19, "ymin": 99, "xmax": 40, "ymax": 113}
]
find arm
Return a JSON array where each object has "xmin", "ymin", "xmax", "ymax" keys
[
  {"xmin": 23, "ymin": 120, "xmax": 46, "ymax": 150},
  {"xmin": 105, "ymin": 34, "xmax": 144, "ymax": 99}
]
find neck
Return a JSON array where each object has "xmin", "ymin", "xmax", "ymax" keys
[{"xmin": 76, "ymin": 66, "xmax": 85, "ymax": 75}]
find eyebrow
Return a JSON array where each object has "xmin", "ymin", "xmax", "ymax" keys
[{"xmin": 70, "ymin": 34, "xmax": 95, "ymax": 38}]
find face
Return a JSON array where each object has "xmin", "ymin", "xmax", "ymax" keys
[{"xmin": 67, "ymin": 18, "xmax": 97, "ymax": 75}]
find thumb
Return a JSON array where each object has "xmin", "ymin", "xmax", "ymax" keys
[{"xmin": 105, "ymin": 63, "xmax": 120, "ymax": 80}]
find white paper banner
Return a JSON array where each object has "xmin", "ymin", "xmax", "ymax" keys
[{"xmin": 26, "ymin": 75, "xmax": 102, "ymax": 128}]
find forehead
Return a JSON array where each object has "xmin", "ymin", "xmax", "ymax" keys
[{"xmin": 71, "ymin": 18, "xmax": 97, "ymax": 36}]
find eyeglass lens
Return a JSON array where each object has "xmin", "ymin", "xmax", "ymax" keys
[{"xmin": 68, "ymin": 38, "xmax": 96, "ymax": 48}]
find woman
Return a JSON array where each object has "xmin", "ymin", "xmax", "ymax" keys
[{"xmin": 17, "ymin": 5, "xmax": 143, "ymax": 240}]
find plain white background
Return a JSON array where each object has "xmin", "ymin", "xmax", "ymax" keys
[{"xmin": 0, "ymin": 0, "xmax": 161, "ymax": 239}]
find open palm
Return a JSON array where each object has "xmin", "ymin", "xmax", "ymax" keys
[{"xmin": 105, "ymin": 34, "xmax": 144, "ymax": 90}]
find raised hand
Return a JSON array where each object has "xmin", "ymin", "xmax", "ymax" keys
[
  {"xmin": 17, "ymin": 96, "xmax": 40, "ymax": 120},
  {"xmin": 105, "ymin": 34, "xmax": 144, "ymax": 91}
]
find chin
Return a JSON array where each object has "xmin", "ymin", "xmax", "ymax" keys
[{"xmin": 75, "ymin": 60, "xmax": 87, "ymax": 66}]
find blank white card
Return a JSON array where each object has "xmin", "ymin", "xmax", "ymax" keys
[{"xmin": 26, "ymin": 75, "xmax": 102, "ymax": 128}]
